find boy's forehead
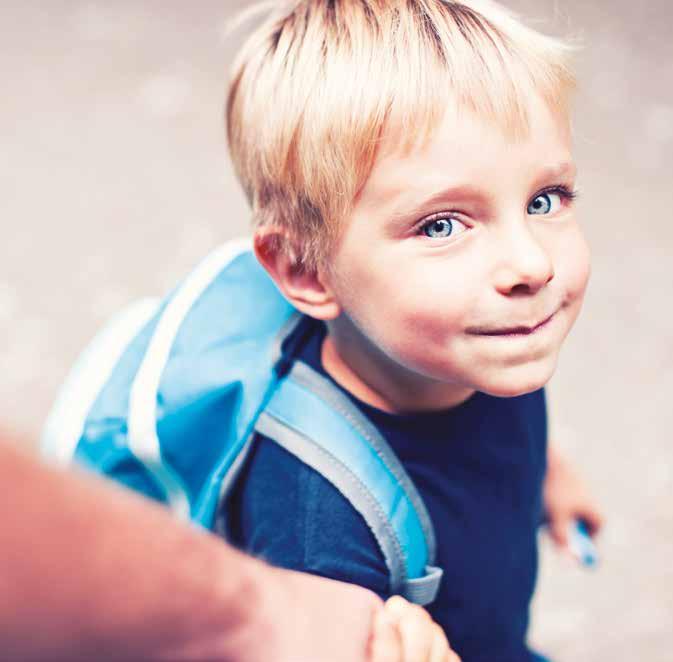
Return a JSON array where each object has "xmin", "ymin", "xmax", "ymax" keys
[
  {"xmin": 359, "ymin": 95, "xmax": 573, "ymax": 210},
  {"xmin": 377, "ymin": 89, "xmax": 571, "ymax": 162}
]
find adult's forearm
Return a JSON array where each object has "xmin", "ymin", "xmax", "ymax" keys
[
  {"xmin": 0, "ymin": 439, "xmax": 380, "ymax": 660},
  {"xmin": 0, "ymin": 439, "xmax": 264, "ymax": 659}
]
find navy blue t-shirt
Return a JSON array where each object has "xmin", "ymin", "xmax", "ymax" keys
[{"xmin": 228, "ymin": 319, "xmax": 548, "ymax": 662}]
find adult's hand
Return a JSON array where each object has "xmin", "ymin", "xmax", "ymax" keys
[{"xmin": 238, "ymin": 564, "xmax": 383, "ymax": 662}]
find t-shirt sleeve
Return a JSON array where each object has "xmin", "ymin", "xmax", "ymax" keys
[{"xmin": 227, "ymin": 434, "xmax": 391, "ymax": 598}]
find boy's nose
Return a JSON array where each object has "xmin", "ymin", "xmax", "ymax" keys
[{"xmin": 491, "ymin": 225, "xmax": 555, "ymax": 296}]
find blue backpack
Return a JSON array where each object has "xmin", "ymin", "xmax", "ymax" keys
[{"xmin": 42, "ymin": 238, "xmax": 443, "ymax": 605}]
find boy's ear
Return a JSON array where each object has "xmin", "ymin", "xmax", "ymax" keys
[{"xmin": 253, "ymin": 227, "xmax": 341, "ymax": 321}]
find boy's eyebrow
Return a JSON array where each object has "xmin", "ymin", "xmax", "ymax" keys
[
  {"xmin": 386, "ymin": 184, "xmax": 488, "ymax": 227},
  {"xmin": 387, "ymin": 160, "xmax": 577, "ymax": 225},
  {"xmin": 532, "ymin": 160, "xmax": 577, "ymax": 188}
]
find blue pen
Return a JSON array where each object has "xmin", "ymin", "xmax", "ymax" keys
[{"xmin": 568, "ymin": 519, "xmax": 598, "ymax": 568}]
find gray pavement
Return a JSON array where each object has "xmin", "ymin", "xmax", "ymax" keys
[{"xmin": 1, "ymin": 1, "xmax": 671, "ymax": 659}]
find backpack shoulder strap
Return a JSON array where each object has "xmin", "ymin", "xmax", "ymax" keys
[{"xmin": 256, "ymin": 359, "xmax": 444, "ymax": 606}]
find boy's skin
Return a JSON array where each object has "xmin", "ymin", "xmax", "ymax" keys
[{"xmin": 256, "ymin": 90, "xmax": 603, "ymax": 563}]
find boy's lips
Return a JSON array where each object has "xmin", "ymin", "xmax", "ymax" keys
[{"xmin": 466, "ymin": 310, "xmax": 558, "ymax": 337}]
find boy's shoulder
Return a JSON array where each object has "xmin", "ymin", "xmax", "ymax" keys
[{"xmin": 228, "ymin": 430, "xmax": 390, "ymax": 596}]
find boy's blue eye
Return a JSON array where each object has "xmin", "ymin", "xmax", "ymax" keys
[
  {"xmin": 421, "ymin": 217, "xmax": 467, "ymax": 239},
  {"xmin": 424, "ymin": 219, "xmax": 453, "ymax": 238},
  {"xmin": 528, "ymin": 192, "xmax": 561, "ymax": 215}
]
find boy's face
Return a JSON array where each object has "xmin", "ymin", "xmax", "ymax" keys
[{"xmin": 324, "ymin": 92, "xmax": 590, "ymax": 400}]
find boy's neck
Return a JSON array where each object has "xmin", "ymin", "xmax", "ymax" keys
[{"xmin": 321, "ymin": 321, "xmax": 475, "ymax": 415}]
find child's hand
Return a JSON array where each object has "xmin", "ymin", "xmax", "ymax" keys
[
  {"xmin": 369, "ymin": 595, "xmax": 461, "ymax": 662},
  {"xmin": 543, "ymin": 444, "xmax": 604, "ymax": 556}
]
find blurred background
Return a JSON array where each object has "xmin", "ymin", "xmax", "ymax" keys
[{"xmin": 1, "ymin": 1, "xmax": 671, "ymax": 659}]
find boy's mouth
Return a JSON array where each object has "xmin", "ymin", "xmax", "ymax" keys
[{"xmin": 467, "ymin": 310, "xmax": 557, "ymax": 337}]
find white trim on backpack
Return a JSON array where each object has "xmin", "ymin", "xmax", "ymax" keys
[
  {"xmin": 126, "ymin": 237, "xmax": 252, "ymax": 517},
  {"xmin": 41, "ymin": 297, "xmax": 161, "ymax": 466}
]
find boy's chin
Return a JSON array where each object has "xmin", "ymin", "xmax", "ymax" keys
[{"xmin": 473, "ymin": 358, "xmax": 558, "ymax": 398}]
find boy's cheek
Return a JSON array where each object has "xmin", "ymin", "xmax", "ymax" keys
[
  {"xmin": 337, "ymin": 260, "xmax": 475, "ymax": 326},
  {"xmin": 380, "ymin": 305, "xmax": 475, "ymax": 370},
  {"xmin": 556, "ymin": 229, "xmax": 591, "ymax": 304}
]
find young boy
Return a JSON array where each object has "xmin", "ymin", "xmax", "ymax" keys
[{"xmin": 223, "ymin": 1, "xmax": 603, "ymax": 660}]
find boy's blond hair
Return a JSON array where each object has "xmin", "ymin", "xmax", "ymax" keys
[{"xmin": 226, "ymin": 0, "xmax": 579, "ymax": 272}]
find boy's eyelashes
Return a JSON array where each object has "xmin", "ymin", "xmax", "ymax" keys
[
  {"xmin": 534, "ymin": 184, "xmax": 579, "ymax": 204},
  {"xmin": 411, "ymin": 182, "xmax": 580, "ymax": 238}
]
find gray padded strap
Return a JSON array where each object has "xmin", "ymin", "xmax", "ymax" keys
[
  {"xmin": 270, "ymin": 311, "xmax": 303, "ymax": 364},
  {"xmin": 255, "ymin": 411, "xmax": 407, "ymax": 592},
  {"xmin": 401, "ymin": 565, "xmax": 444, "ymax": 606},
  {"xmin": 290, "ymin": 361, "xmax": 438, "ymax": 564},
  {"xmin": 213, "ymin": 432, "xmax": 257, "ymax": 539}
]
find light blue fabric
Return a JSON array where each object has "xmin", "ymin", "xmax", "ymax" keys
[{"xmin": 60, "ymin": 243, "xmax": 296, "ymax": 524}]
